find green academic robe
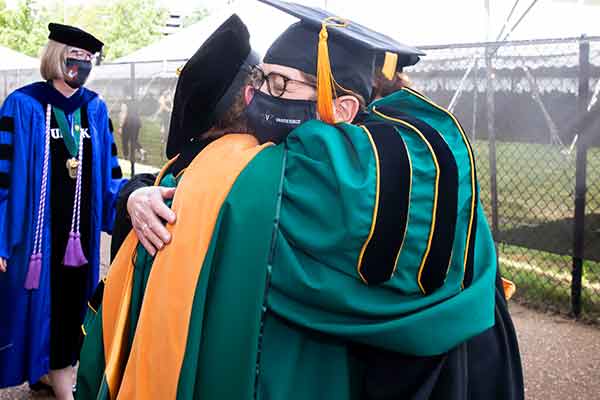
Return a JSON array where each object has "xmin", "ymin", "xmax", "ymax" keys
[{"xmin": 77, "ymin": 88, "xmax": 503, "ymax": 400}]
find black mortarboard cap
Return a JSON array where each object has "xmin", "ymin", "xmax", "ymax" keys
[
  {"xmin": 166, "ymin": 14, "xmax": 259, "ymax": 158},
  {"xmin": 260, "ymin": 0, "xmax": 424, "ymax": 122},
  {"xmin": 48, "ymin": 23, "xmax": 103, "ymax": 54}
]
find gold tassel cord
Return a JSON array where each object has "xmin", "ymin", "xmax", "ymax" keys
[{"xmin": 381, "ymin": 51, "xmax": 399, "ymax": 81}]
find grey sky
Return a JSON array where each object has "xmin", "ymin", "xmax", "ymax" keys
[{"xmin": 5, "ymin": 0, "xmax": 600, "ymax": 44}]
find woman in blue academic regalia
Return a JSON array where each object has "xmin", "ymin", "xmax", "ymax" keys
[{"xmin": 0, "ymin": 23, "xmax": 126, "ymax": 399}]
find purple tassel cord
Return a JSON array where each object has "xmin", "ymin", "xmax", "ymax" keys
[
  {"xmin": 24, "ymin": 104, "xmax": 88, "ymax": 289},
  {"xmin": 24, "ymin": 105, "xmax": 51, "ymax": 290},
  {"xmin": 63, "ymin": 111, "xmax": 87, "ymax": 267},
  {"xmin": 63, "ymin": 232, "xmax": 88, "ymax": 267},
  {"xmin": 24, "ymin": 254, "xmax": 42, "ymax": 290}
]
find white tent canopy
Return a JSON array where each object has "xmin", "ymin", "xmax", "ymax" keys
[
  {"xmin": 94, "ymin": 0, "xmax": 600, "ymax": 84},
  {"xmin": 114, "ymin": 0, "xmax": 600, "ymax": 65},
  {"xmin": 114, "ymin": 0, "xmax": 297, "ymax": 63},
  {"xmin": 0, "ymin": 45, "xmax": 39, "ymax": 71}
]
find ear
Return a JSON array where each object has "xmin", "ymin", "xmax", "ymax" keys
[
  {"xmin": 333, "ymin": 95, "xmax": 360, "ymax": 123},
  {"xmin": 244, "ymin": 85, "xmax": 255, "ymax": 106}
]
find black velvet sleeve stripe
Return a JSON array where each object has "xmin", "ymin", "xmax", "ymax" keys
[
  {"xmin": 0, "ymin": 172, "xmax": 9, "ymax": 189},
  {"xmin": 112, "ymin": 166, "xmax": 123, "ymax": 179},
  {"xmin": 108, "ymin": 118, "xmax": 114, "ymax": 134},
  {"xmin": 400, "ymin": 87, "xmax": 479, "ymax": 290},
  {"xmin": 88, "ymin": 280, "xmax": 105, "ymax": 312},
  {"xmin": 374, "ymin": 106, "xmax": 459, "ymax": 294},
  {"xmin": 358, "ymin": 122, "xmax": 412, "ymax": 285},
  {"xmin": 0, "ymin": 144, "xmax": 11, "ymax": 160},
  {"xmin": 0, "ymin": 116, "xmax": 14, "ymax": 133},
  {"xmin": 457, "ymin": 123, "xmax": 479, "ymax": 288},
  {"xmin": 111, "ymin": 142, "xmax": 118, "ymax": 157},
  {"xmin": 462, "ymin": 199, "xmax": 478, "ymax": 287}
]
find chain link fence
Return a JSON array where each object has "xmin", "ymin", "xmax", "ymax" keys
[
  {"xmin": 1, "ymin": 60, "xmax": 184, "ymax": 175},
  {"xmin": 1, "ymin": 36, "xmax": 599, "ymax": 320},
  {"xmin": 411, "ymin": 36, "xmax": 600, "ymax": 320}
]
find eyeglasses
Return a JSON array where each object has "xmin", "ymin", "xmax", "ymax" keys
[
  {"xmin": 250, "ymin": 65, "xmax": 317, "ymax": 98},
  {"xmin": 68, "ymin": 48, "xmax": 95, "ymax": 62}
]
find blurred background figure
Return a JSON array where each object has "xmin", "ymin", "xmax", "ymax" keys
[
  {"xmin": 156, "ymin": 88, "xmax": 173, "ymax": 156},
  {"xmin": 119, "ymin": 98, "xmax": 145, "ymax": 173}
]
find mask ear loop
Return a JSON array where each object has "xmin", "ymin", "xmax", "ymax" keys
[{"xmin": 60, "ymin": 45, "xmax": 72, "ymax": 82}]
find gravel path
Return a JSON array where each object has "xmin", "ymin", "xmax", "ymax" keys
[
  {"xmin": 2, "ymin": 303, "xmax": 597, "ymax": 400},
  {"xmin": 510, "ymin": 302, "xmax": 600, "ymax": 400},
  {"xmin": 1, "ymin": 236, "xmax": 598, "ymax": 399}
]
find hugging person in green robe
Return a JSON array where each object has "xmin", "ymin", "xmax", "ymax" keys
[{"xmin": 78, "ymin": 1, "xmax": 523, "ymax": 399}]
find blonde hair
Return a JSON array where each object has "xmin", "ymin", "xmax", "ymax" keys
[{"xmin": 40, "ymin": 40, "xmax": 67, "ymax": 81}]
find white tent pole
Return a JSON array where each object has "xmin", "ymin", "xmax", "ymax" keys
[
  {"xmin": 446, "ymin": 0, "xmax": 492, "ymax": 111},
  {"xmin": 446, "ymin": 0, "xmax": 491, "ymax": 111},
  {"xmin": 449, "ymin": 58, "xmax": 477, "ymax": 113},
  {"xmin": 522, "ymin": 66, "xmax": 563, "ymax": 147},
  {"xmin": 484, "ymin": 0, "xmax": 491, "ymax": 41},
  {"xmin": 500, "ymin": 0, "xmax": 540, "ymax": 42},
  {"xmin": 472, "ymin": 71, "xmax": 478, "ymax": 141},
  {"xmin": 496, "ymin": 0, "xmax": 522, "ymax": 42},
  {"xmin": 587, "ymin": 77, "xmax": 600, "ymax": 111}
]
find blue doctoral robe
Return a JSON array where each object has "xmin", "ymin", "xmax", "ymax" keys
[{"xmin": 0, "ymin": 82, "xmax": 126, "ymax": 387}]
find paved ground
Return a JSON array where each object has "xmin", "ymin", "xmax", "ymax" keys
[
  {"xmin": 1, "ymin": 237, "xmax": 598, "ymax": 399},
  {"xmin": 2, "ymin": 303, "xmax": 598, "ymax": 400},
  {"xmin": 117, "ymin": 159, "xmax": 160, "ymax": 177},
  {"xmin": 510, "ymin": 303, "xmax": 600, "ymax": 400}
]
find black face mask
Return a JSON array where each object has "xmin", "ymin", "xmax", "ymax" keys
[
  {"xmin": 245, "ymin": 90, "xmax": 317, "ymax": 144},
  {"xmin": 64, "ymin": 58, "xmax": 92, "ymax": 89}
]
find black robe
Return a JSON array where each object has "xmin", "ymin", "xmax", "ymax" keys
[
  {"xmin": 353, "ymin": 271, "xmax": 523, "ymax": 399},
  {"xmin": 108, "ymin": 138, "xmax": 524, "ymax": 400},
  {"xmin": 110, "ymin": 139, "xmax": 212, "ymax": 259}
]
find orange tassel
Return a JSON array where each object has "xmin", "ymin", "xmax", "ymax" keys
[
  {"xmin": 502, "ymin": 277, "xmax": 516, "ymax": 300},
  {"xmin": 317, "ymin": 23, "xmax": 336, "ymax": 124},
  {"xmin": 316, "ymin": 17, "xmax": 350, "ymax": 124}
]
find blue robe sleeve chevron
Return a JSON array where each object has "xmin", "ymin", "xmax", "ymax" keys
[{"xmin": 0, "ymin": 93, "xmax": 33, "ymax": 261}]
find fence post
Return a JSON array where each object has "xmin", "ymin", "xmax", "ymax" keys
[
  {"xmin": 486, "ymin": 45, "xmax": 500, "ymax": 239},
  {"xmin": 572, "ymin": 36, "xmax": 590, "ymax": 318},
  {"xmin": 3, "ymin": 72, "xmax": 7, "ymax": 100},
  {"xmin": 130, "ymin": 63, "xmax": 136, "ymax": 176}
]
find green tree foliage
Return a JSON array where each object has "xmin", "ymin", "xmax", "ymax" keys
[
  {"xmin": 83, "ymin": 0, "xmax": 168, "ymax": 60},
  {"xmin": 0, "ymin": 0, "xmax": 199, "ymax": 61},
  {"xmin": 0, "ymin": 0, "xmax": 49, "ymax": 57},
  {"xmin": 183, "ymin": 7, "xmax": 210, "ymax": 28}
]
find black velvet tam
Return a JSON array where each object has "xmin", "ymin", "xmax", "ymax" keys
[
  {"xmin": 166, "ymin": 14, "xmax": 259, "ymax": 158},
  {"xmin": 48, "ymin": 23, "xmax": 103, "ymax": 54}
]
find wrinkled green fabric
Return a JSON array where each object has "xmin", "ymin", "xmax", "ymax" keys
[
  {"xmin": 177, "ymin": 147, "xmax": 284, "ymax": 399},
  {"xmin": 77, "ymin": 306, "xmax": 105, "ymax": 400},
  {"xmin": 76, "ymin": 175, "xmax": 179, "ymax": 400},
  {"xmin": 78, "ymin": 91, "xmax": 497, "ymax": 399},
  {"xmin": 267, "ymin": 114, "xmax": 495, "ymax": 356},
  {"xmin": 369, "ymin": 88, "xmax": 479, "ymax": 292}
]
